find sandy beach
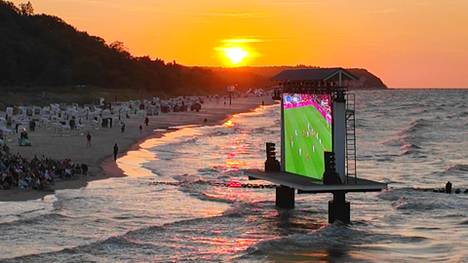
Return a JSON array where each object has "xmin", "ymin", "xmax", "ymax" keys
[{"xmin": 0, "ymin": 95, "xmax": 273, "ymax": 202}]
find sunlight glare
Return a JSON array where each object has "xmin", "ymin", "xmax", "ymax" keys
[
  {"xmin": 215, "ymin": 38, "xmax": 259, "ymax": 66},
  {"xmin": 224, "ymin": 47, "xmax": 248, "ymax": 65}
]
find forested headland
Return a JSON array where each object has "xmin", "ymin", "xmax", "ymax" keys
[{"xmin": 0, "ymin": 1, "xmax": 386, "ymax": 105}]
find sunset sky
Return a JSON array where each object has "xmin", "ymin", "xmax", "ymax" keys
[{"xmin": 13, "ymin": 0, "xmax": 468, "ymax": 88}]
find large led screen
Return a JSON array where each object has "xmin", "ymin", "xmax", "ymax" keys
[{"xmin": 283, "ymin": 93, "xmax": 332, "ymax": 181}]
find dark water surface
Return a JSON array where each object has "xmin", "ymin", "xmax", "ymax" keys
[{"xmin": 0, "ymin": 90, "xmax": 467, "ymax": 262}]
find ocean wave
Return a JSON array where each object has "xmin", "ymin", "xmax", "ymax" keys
[
  {"xmin": 398, "ymin": 118, "xmax": 431, "ymax": 137},
  {"xmin": 378, "ymin": 188, "xmax": 457, "ymax": 205},
  {"xmin": 380, "ymin": 119, "xmax": 428, "ymax": 155},
  {"xmin": 183, "ymin": 186, "xmax": 251, "ymax": 205},
  {"xmin": 377, "ymin": 189, "xmax": 398, "ymax": 201},
  {"xmin": 380, "ymin": 135, "xmax": 423, "ymax": 149},
  {"xmin": 399, "ymin": 142, "xmax": 422, "ymax": 156},
  {"xmin": 412, "ymin": 226, "xmax": 441, "ymax": 230},
  {"xmin": 391, "ymin": 193, "xmax": 468, "ymax": 211},
  {"xmin": 220, "ymin": 202, "xmax": 258, "ymax": 217},
  {"xmin": 446, "ymin": 164, "xmax": 468, "ymax": 173},
  {"xmin": 1, "ymin": 235, "xmax": 162, "ymax": 263},
  {"xmin": 398, "ymin": 119, "xmax": 431, "ymax": 135},
  {"xmin": 380, "ymin": 136, "xmax": 402, "ymax": 147},
  {"xmin": 434, "ymin": 105, "xmax": 445, "ymax": 111},
  {"xmin": 0, "ymin": 214, "xmax": 230, "ymax": 262},
  {"xmin": 405, "ymin": 118, "xmax": 430, "ymax": 132},
  {"xmin": 375, "ymin": 156, "xmax": 398, "ymax": 162},
  {"xmin": 251, "ymin": 127, "xmax": 266, "ymax": 134},
  {"xmin": 356, "ymin": 119, "xmax": 370, "ymax": 128},
  {"xmin": 207, "ymin": 129, "xmax": 236, "ymax": 137},
  {"xmin": 380, "ymin": 136, "xmax": 423, "ymax": 156},
  {"xmin": 0, "ymin": 213, "xmax": 71, "ymax": 228},
  {"xmin": 52, "ymin": 195, "xmax": 92, "ymax": 211},
  {"xmin": 167, "ymin": 173, "xmax": 257, "ymax": 204},
  {"xmin": 153, "ymin": 139, "xmax": 199, "ymax": 153},
  {"xmin": 197, "ymin": 167, "xmax": 221, "ymax": 174},
  {"xmin": 433, "ymin": 164, "xmax": 468, "ymax": 178},
  {"xmin": 171, "ymin": 173, "xmax": 199, "ymax": 182},
  {"xmin": 240, "ymin": 223, "xmax": 427, "ymax": 260}
]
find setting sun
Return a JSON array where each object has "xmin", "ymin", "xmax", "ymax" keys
[
  {"xmin": 224, "ymin": 47, "xmax": 248, "ymax": 65},
  {"xmin": 215, "ymin": 38, "xmax": 259, "ymax": 67}
]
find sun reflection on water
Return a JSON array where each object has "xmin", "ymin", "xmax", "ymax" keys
[{"xmin": 223, "ymin": 119, "xmax": 235, "ymax": 128}]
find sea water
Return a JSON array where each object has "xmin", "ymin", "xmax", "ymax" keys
[{"xmin": 0, "ymin": 89, "xmax": 467, "ymax": 262}]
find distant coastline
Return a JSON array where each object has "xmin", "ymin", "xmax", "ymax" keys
[{"xmin": 206, "ymin": 66, "xmax": 388, "ymax": 90}]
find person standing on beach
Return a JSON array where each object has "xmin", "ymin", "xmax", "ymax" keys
[
  {"xmin": 86, "ymin": 132, "xmax": 91, "ymax": 147},
  {"xmin": 120, "ymin": 122, "xmax": 126, "ymax": 133},
  {"xmin": 144, "ymin": 117, "xmax": 149, "ymax": 127},
  {"xmin": 113, "ymin": 143, "xmax": 119, "ymax": 161},
  {"xmin": 139, "ymin": 125, "xmax": 143, "ymax": 134}
]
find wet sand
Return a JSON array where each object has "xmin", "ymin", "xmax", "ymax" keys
[{"xmin": 0, "ymin": 96, "xmax": 273, "ymax": 202}]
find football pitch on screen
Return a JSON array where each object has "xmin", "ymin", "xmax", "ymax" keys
[{"xmin": 284, "ymin": 105, "xmax": 332, "ymax": 180}]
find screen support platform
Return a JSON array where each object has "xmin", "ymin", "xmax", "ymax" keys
[{"xmin": 243, "ymin": 169, "xmax": 387, "ymax": 224}]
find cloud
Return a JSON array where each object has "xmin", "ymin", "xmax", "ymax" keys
[{"xmin": 221, "ymin": 38, "xmax": 263, "ymax": 44}]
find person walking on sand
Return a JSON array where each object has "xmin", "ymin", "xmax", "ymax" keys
[
  {"xmin": 113, "ymin": 143, "xmax": 119, "ymax": 161},
  {"xmin": 144, "ymin": 117, "xmax": 149, "ymax": 127},
  {"xmin": 86, "ymin": 132, "xmax": 92, "ymax": 147},
  {"xmin": 120, "ymin": 122, "xmax": 126, "ymax": 133},
  {"xmin": 139, "ymin": 125, "xmax": 143, "ymax": 134}
]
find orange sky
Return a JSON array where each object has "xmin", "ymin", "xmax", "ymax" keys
[{"xmin": 14, "ymin": 0, "xmax": 468, "ymax": 88}]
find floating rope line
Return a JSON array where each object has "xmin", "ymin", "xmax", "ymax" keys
[
  {"xmin": 149, "ymin": 181, "xmax": 277, "ymax": 189},
  {"xmin": 149, "ymin": 181, "xmax": 468, "ymax": 193},
  {"xmin": 409, "ymin": 187, "xmax": 468, "ymax": 194}
]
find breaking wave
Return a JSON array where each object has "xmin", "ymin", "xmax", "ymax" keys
[
  {"xmin": 241, "ymin": 223, "xmax": 427, "ymax": 261},
  {"xmin": 0, "ymin": 213, "xmax": 71, "ymax": 228}
]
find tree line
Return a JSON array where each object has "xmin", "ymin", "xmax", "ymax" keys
[{"xmin": 0, "ymin": 1, "xmax": 269, "ymax": 96}]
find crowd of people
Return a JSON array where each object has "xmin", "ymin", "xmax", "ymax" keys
[{"xmin": 0, "ymin": 144, "xmax": 87, "ymax": 190}]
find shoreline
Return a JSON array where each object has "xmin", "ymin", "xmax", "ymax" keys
[
  {"xmin": 0, "ymin": 96, "xmax": 274, "ymax": 202},
  {"xmin": 102, "ymin": 99, "xmax": 274, "ymax": 179}
]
